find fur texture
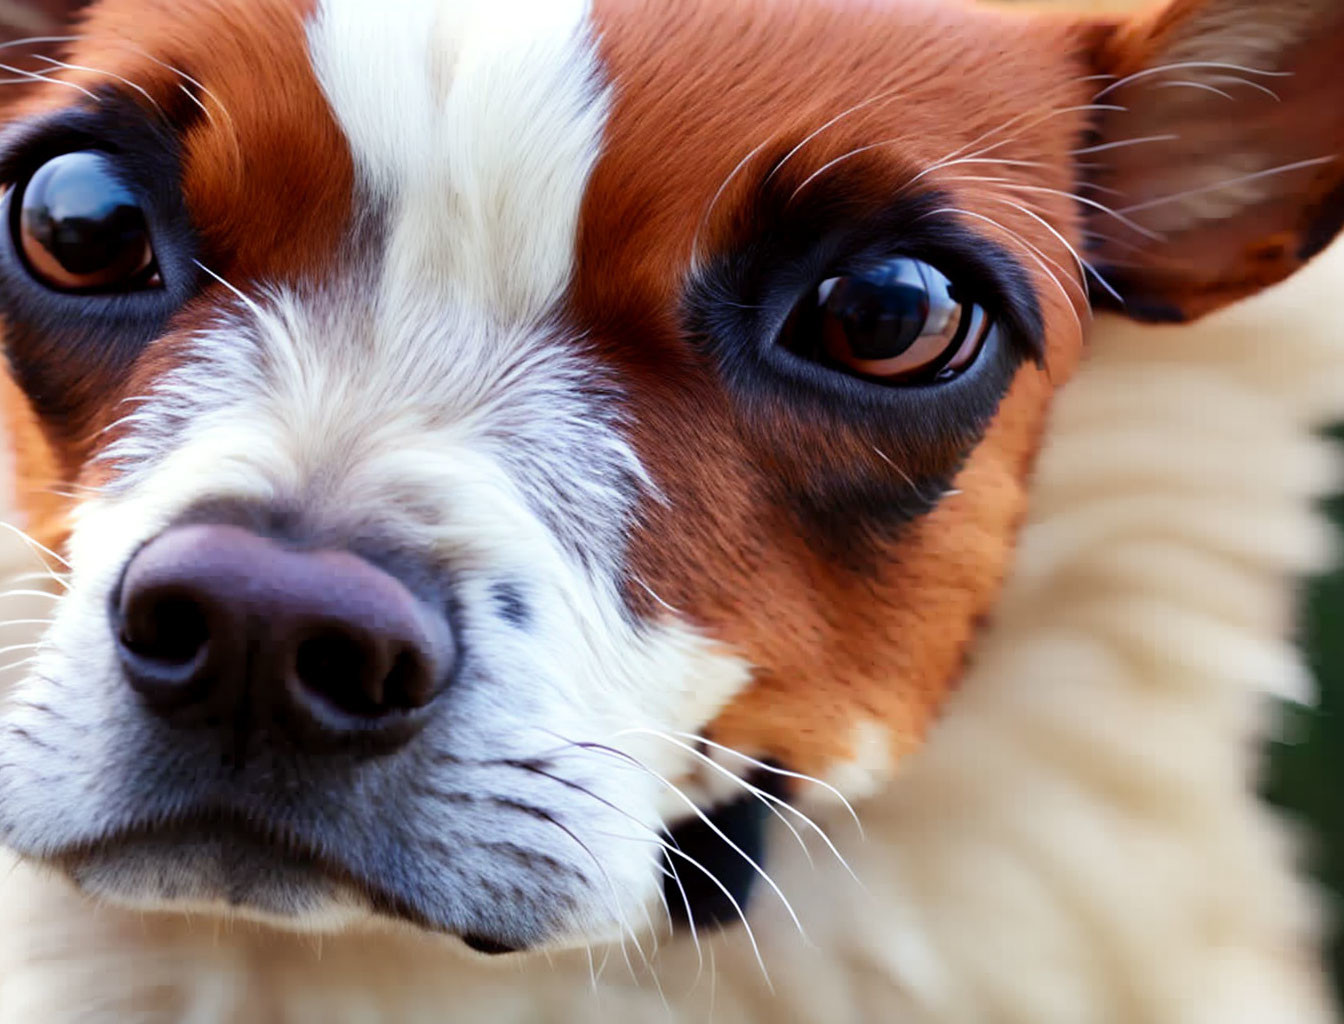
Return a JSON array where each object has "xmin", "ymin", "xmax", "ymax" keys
[
  {"xmin": 0, "ymin": 0, "xmax": 1341, "ymax": 1018},
  {"xmin": 0, "ymin": 228, "xmax": 1338, "ymax": 1024}
]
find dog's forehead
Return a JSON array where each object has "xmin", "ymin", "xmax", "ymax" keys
[
  {"xmin": 61, "ymin": 0, "xmax": 1084, "ymax": 304},
  {"xmin": 305, "ymin": 0, "xmax": 607, "ymax": 322}
]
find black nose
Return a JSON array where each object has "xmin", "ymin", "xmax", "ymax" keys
[{"xmin": 115, "ymin": 524, "xmax": 454, "ymax": 754}]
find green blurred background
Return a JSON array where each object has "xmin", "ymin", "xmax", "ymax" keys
[{"xmin": 1266, "ymin": 425, "xmax": 1344, "ymax": 994}]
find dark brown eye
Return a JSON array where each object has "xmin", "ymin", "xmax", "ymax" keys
[
  {"xmin": 14, "ymin": 151, "xmax": 158, "ymax": 293},
  {"xmin": 781, "ymin": 257, "xmax": 992, "ymax": 384}
]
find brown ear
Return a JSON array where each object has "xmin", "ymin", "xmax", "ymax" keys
[{"xmin": 1082, "ymin": 0, "xmax": 1344, "ymax": 322}]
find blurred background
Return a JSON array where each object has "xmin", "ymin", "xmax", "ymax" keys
[
  {"xmin": 0, "ymin": 0, "xmax": 1338, "ymax": 1006},
  {"xmin": 998, "ymin": 0, "xmax": 1344, "ymax": 1000},
  {"xmin": 1269, "ymin": 426, "xmax": 1344, "ymax": 995}
]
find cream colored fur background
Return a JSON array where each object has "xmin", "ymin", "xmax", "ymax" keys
[{"xmin": 1, "ymin": 0, "xmax": 1343, "ymax": 1018}]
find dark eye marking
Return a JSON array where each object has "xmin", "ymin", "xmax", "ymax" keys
[
  {"xmin": 683, "ymin": 178, "xmax": 1044, "ymax": 553},
  {"xmin": 0, "ymin": 95, "xmax": 201, "ymax": 430}
]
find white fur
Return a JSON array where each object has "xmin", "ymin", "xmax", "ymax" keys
[{"xmin": 307, "ymin": 0, "xmax": 608, "ymax": 323}]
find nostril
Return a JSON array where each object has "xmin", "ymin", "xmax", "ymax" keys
[
  {"xmin": 122, "ymin": 589, "xmax": 211, "ymax": 667},
  {"xmin": 294, "ymin": 628, "xmax": 376, "ymax": 716},
  {"xmin": 384, "ymin": 647, "xmax": 435, "ymax": 710},
  {"xmin": 293, "ymin": 629, "xmax": 437, "ymax": 718}
]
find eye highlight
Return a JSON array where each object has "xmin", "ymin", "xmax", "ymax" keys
[
  {"xmin": 780, "ymin": 257, "xmax": 993, "ymax": 385},
  {"xmin": 13, "ymin": 151, "xmax": 158, "ymax": 293}
]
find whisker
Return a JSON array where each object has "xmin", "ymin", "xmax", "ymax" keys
[
  {"xmin": 1071, "ymin": 133, "xmax": 1179, "ymax": 157},
  {"xmin": 40, "ymin": 486, "xmax": 100, "ymax": 501},
  {"xmin": 0, "ymin": 60, "xmax": 99, "ymax": 101},
  {"xmin": 870, "ymin": 446, "xmax": 941, "ymax": 507},
  {"xmin": 892, "ymin": 103, "xmax": 1129, "ymax": 198},
  {"xmin": 914, "ymin": 204, "xmax": 1086, "ymax": 337},
  {"xmin": 1077, "ymin": 181, "xmax": 1127, "ymax": 199},
  {"xmin": 29, "ymin": 55, "xmax": 166, "ymax": 120},
  {"xmin": 1081, "ymin": 229, "xmax": 1146, "ymax": 256},
  {"xmin": 1092, "ymin": 59, "xmax": 1292, "ymax": 102},
  {"xmin": 574, "ymin": 740, "xmax": 811, "ymax": 944},
  {"xmin": 596, "ymin": 827, "xmax": 774, "ymax": 992},
  {"xmin": 0, "ymin": 569, "xmax": 68, "ymax": 593},
  {"xmin": 672, "ymin": 732, "xmax": 865, "ymax": 837},
  {"xmin": 507, "ymin": 758, "xmax": 706, "ymax": 974},
  {"xmin": 0, "ymin": 35, "xmax": 82, "ymax": 55},
  {"xmin": 0, "ymin": 520, "xmax": 71, "ymax": 569},
  {"xmin": 584, "ymin": 944, "xmax": 598, "ymax": 993},
  {"xmin": 790, "ymin": 105, "xmax": 1129, "ymax": 209},
  {"xmin": 1150, "ymin": 79, "xmax": 1235, "ymax": 102},
  {"xmin": 137, "ymin": 52, "xmax": 232, "ymax": 122},
  {"xmin": 96, "ymin": 411, "xmax": 154, "ymax": 440},
  {"xmin": 619, "ymin": 728, "xmax": 866, "ymax": 885},
  {"xmin": 692, "ymin": 138, "xmax": 773, "ymax": 265},
  {"xmin": 763, "ymin": 84, "xmax": 905, "ymax": 186},
  {"xmin": 534, "ymin": 734, "xmax": 782, "ymax": 984},
  {"xmin": 515, "ymin": 798, "xmax": 657, "ymax": 971},
  {"xmin": 131, "ymin": 51, "xmax": 243, "ymax": 185},
  {"xmin": 615, "ymin": 727, "xmax": 814, "ymax": 866},
  {"xmin": 193, "ymin": 260, "xmax": 268, "ymax": 323},
  {"xmin": 1200, "ymin": 74, "xmax": 1281, "ymax": 102},
  {"xmin": 985, "ymin": 195, "xmax": 1124, "ymax": 306},
  {"xmin": 629, "ymin": 575, "xmax": 682, "ymax": 616},
  {"xmin": 1116, "ymin": 155, "xmax": 1338, "ymax": 215},
  {"xmin": 976, "ymin": 181, "xmax": 1165, "ymax": 241}
]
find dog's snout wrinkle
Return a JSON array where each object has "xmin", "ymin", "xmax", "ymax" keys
[{"xmin": 115, "ymin": 523, "xmax": 455, "ymax": 756}]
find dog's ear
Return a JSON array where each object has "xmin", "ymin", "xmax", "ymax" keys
[{"xmin": 1082, "ymin": 0, "xmax": 1344, "ymax": 322}]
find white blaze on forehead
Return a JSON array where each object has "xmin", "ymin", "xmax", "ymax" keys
[{"xmin": 307, "ymin": 0, "xmax": 607, "ymax": 323}]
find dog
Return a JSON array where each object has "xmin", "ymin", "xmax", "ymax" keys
[{"xmin": 0, "ymin": 0, "xmax": 1341, "ymax": 1019}]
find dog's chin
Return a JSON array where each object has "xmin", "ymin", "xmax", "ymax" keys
[
  {"xmin": 51, "ymin": 819, "xmax": 572, "ymax": 956},
  {"xmin": 60, "ymin": 824, "xmax": 384, "ymax": 935}
]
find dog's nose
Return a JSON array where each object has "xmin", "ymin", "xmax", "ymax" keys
[{"xmin": 115, "ymin": 524, "xmax": 454, "ymax": 753}]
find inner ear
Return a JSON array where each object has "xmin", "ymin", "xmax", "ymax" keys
[{"xmin": 1080, "ymin": 0, "xmax": 1344, "ymax": 323}]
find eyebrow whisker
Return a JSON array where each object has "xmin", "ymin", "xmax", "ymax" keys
[
  {"xmin": 914, "ymin": 205, "xmax": 1087, "ymax": 341},
  {"xmin": 1092, "ymin": 58, "xmax": 1293, "ymax": 102},
  {"xmin": 763, "ymin": 84, "xmax": 905, "ymax": 186},
  {"xmin": 28, "ymin": 55, "xmax": 167, "ymax": 122},
  {"xmin": 691, "ymin": 137, "xmax": 774, "ymax": 266},
  {"xmin": 0, "ymin": 60, "xmax": 99, "ymax": 101},
  {"xmin": 985, "ymin": 196, "xmax": 1123, "ymax": 306}
]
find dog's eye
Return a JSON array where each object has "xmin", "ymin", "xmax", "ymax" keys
[
  {"xmin": 13, "ymin": 151, "xmax": 158, "ymax": 293},
  {"xmin": 780, "ymin": 257, "xmax": 992, "ymax": 384}
]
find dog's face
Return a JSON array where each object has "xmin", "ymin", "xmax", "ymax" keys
[{"xmin": 0, "ymin": 0, "xmax": 1340, "ymax": 954}]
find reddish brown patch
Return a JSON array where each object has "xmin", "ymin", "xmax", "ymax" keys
[
  {"xmin": 578, "ymin": 0, "xmax": 1098, "ymax": 775},
  {"xmin": 0, "ymin": 372, "xmax": 67, "ymax": 549},
  {"xmin": 69, "ymin": 0, "xmax": 353, "ymax": 280}
]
